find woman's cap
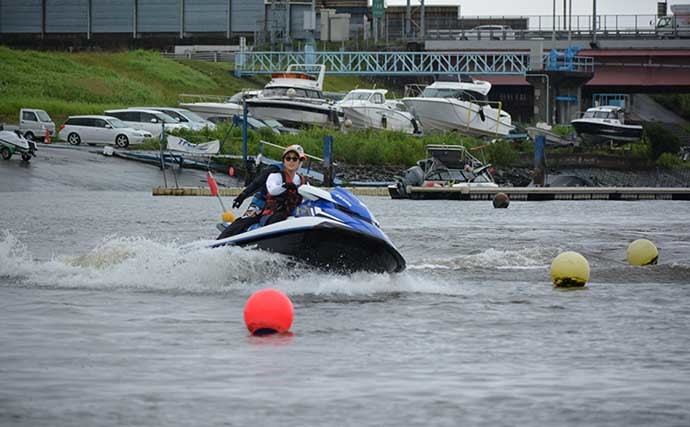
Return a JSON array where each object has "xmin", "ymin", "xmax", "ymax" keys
[{"xmin": 283, "ymin": 144, "xmax": 306, "ymax": 160}]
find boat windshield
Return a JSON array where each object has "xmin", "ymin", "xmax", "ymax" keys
[
  {"xmin": 263, "ymin": 87, "xmax": 323, "ymax": 99},
  {"xmin": 583, "ymin": 111, "xmax": 596, "ymax": 118},
  {"xmin": 107, "ymin": 118, "xmax": 130, "ymax": 129},
  {"xmin": 342, "ymin": 92, "xmax": 372, "ymax": 101},
  {"xmin": 421, "ymin": 87, "xmax": 487, "ymax": 102}
]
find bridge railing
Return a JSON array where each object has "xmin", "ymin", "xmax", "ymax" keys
[
  {"xmin": 234, "ymin": 51, "xmax": 594, "ymax": 76},
  {"xmin": 394, "ymin": 14, "xmax": 662, "ymax": 40}
]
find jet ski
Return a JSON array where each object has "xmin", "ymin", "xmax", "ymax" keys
[
  {"xmin": 0, "ymin": 129, "xmax": 38, "ymax": 161},
  {"xmin": 209, "ymin": 186, "xmax": 406, "ymax": 274}
]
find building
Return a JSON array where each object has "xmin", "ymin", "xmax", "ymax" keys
[{"xmin": 0, "ymin": 0, "xmax": 264, "ymax": 48}]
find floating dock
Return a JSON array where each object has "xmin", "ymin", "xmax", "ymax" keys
[
  {"xmin": 388, "ymin": 186, "xmax": 690, "ymax": 201},
  {"xmin": 152, "ymin": 187, "xmax": 390, "ymax": 197}
]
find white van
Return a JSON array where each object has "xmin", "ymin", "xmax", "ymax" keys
[
  {"xmin": 19, "ymin": 108, "xmax": 56, "ymax": 141},
  {"xmin": 104, "ymin": 108, "xmax": 190, "ymax": 138},
  {"xmin": 58, "ymin": 115, "xmax": 152, "ymax": 147}
]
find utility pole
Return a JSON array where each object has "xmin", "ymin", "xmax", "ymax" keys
[
  {"xmin": 592, "ymin": 0, "xmax": 597, "ymax": 49},
  {"xmin": 552, "ymin": 0, "xmax": 556, "ymax": 44},
  {"xmin": 405, "ymin": 0, "xmax": 411, "ymax": 40}
]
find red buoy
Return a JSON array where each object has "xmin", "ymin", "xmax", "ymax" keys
[
  {"xmin": 228, "ymin": 166, "xmax": 235, "ymax": 176},
  {"xmin": 243, "ymin": 288, "xmax": 294, "ymax": 335}
]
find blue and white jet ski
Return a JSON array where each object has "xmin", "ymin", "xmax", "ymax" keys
[{"xmin": 210, "ymin": 186, "xmax": 406, "ymax": 274}]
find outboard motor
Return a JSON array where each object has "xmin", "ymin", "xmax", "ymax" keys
[{"xmin": 402, "ymin": 165, "xmax": 424, "ymax": 187}]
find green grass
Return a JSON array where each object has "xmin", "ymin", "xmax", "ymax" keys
[{"xmin": 145, "ymin": 124, "xmax": 491, "ymax": 167}]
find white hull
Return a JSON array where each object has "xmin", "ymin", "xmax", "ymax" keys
[
  {"xmin": 177, "ymin": 102, "xmax": 243, "ymax": 119},
  {"xmin": 246, "ymin": 98, "xmax": 341, "ymax": 128},
  {"xmin": 403, "ymin": 98, "xmax": 513, "ymax": 137},
  {"xmin": 341, "ymin": 104, "xmax": 419, "ymax": 134}
]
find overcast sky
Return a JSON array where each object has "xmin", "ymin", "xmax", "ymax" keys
[{"xmin": 383, "ymin": 0, "xmax": 687, "ymax": 16}]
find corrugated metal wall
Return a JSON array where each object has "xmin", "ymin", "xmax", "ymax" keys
[
  {"xmin": 0, "ymin": 0, "xmax": 263, "ymax": 35},
  {"xmin": 185, "ymin": 0, "xmax": 227, "ymax": 33},
  {"xmin": 0, "ymin": 0, "xmax": 43, "ymax": 33},
  {"xmin": 93, "ymin": 0, "xmax": 134, "ymax": 33},
  {"xmin": 138, "ymin": 0, "xmax": 180, "ymax": 33},
  {"xmin": 231, "ymin": 0, "xmax": 262, "ymax": 33},
  {"xmin": 290, "ymin": 4, "xmax": 310, "ymax": 40},
  {"xmin": 46, "ymin": 0, "xmax": 88, "ymax": 33}
]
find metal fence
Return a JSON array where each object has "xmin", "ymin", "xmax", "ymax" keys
[{"xmin": 233, "ymin": 51, "xmax": 594, "ymax": 76}]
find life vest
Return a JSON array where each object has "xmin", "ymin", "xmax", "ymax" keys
[{"xmin": 262, "ymin": 171, "xmax": 306, "ymax": 216}]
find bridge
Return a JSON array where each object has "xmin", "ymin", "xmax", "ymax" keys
[{"xmin": 234, "ymin": 50, "xmax": 594, "ymax": 76}]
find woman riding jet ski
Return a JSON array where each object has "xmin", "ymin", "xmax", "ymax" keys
[{"xmin": 210, "ymin": 145, "xmax": 406, "ymax": 274}]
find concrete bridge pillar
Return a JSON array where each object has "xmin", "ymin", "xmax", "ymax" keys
[{"xmin": 526, "ymin": 70, "xmax": 593, "ymax": 125}]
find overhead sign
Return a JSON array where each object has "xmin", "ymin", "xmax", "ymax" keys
[{"xmin": 372, "ymin": 0, "xmax": 384, "ymax": 18}]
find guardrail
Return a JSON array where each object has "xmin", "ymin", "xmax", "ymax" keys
[{"xmin": 161, "ymin": 52, "xmax": 236, "ymax": 62}]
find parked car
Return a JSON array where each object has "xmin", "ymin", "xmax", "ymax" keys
[
  {"xmin": 18, "ymin": 108, "xmax": 56, "ymax": 142},
  {"xmin": 207, "ymin": 115, "xmax": 299, "ymax": 135},
  {"xmin": 104, "ymin": 108, "xmax": 190, "ymax": 138},
  {"xmin": 58, "ymin": 115, "xmax": 153, "ymax": 147},
  {"xmin": 129, "ymin": 107, "xmax": 216, "ymax": 131},
  {"xmin": 457, "ymin": 25, "xmax": 516, "ymax": 41}
]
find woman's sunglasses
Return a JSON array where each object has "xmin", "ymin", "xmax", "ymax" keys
[{"xmin": 284, "ymin": 156, "xmax": 301, "ymax": 162}]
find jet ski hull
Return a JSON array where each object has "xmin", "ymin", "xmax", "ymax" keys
[
  {"xmin": 214, "ymin": 221, "xmax": 405, "ymax": 274},
  {"xmin": 251, "ymin": 226, "xmax": 402, "ymax": 273}
]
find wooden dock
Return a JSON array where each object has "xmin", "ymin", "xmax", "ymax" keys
[{"xmin": 390, "ymin": 186, "xmax": 690, "ymax": 201}]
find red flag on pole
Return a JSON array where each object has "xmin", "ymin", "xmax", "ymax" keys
[{"xmin": 207, "ymin": 171, "xmax": 219, "ymax": 197}]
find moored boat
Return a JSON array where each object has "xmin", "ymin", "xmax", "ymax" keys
[
  {"xmin": 388, "ymin": 144, "xmax": 498, "ymax": 199},
  {"xmin": 402, "ymin": 75, "xmax": 514, "ymax": 138},
  {"xmin": 245, "ymin": 64, "xmax": 343, "ymax": 128},
  {"xmin": 339, "ymin": 89, "xmax": 421, "ymax": 134},
  {"xmin": 571, "ymin": 105, "xmax": 644, "ymax": 144}
]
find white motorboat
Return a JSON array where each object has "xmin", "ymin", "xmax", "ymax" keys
[
  {"xmin": 402, "ymin": 75, "xmax": 514, "ymax": 138},
  {"xmin": 571, "ymin": 106, "xmax": 644, "ymax": 144},
  {"xmin": 245, "ymin": 64, "xmax": 342, "ymax": 128},
  {"xmin": 178, "ymin": 90, "xmax": 260, "ymax": 120},
  {"xmin": 339, "ymin": 89, "xmax": 421, "ymax": 134}
]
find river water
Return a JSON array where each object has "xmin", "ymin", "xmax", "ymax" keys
[{"xmin": 1, "ymin": 150, "xmax": 690, "ymax": 426}]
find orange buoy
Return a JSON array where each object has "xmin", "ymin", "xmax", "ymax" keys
[{"xmin": 243, "ymin": 288, "xmax": 294, "ymax": 335}]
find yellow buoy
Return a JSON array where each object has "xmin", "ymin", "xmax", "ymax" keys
[
  {"xmin": 627, "ymin": 239, "xmax": 658, "ymax": 266},
  {"xmin": 551, "ymin": 251, "xmax": 590, "ymax": 288},
  {"xmin": 221, "ymin": 211, "xmax": 236, "ymax": 223}
]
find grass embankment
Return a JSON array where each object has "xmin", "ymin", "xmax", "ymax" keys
[{"xmin": 0, "ymin": 47, "xmax": 270, "ymax": 124}]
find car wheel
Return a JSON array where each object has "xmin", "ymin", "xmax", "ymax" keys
[
  {"xmin": 67, "ymin": 132, "xmax": 81, "ymax": 145},
  {"xmin": 21, "ymin": 153, "xmax": 32, "ymax": 162},
  {"xmin": 24, "ymin": 131, "xmax": 35, "ymax": 141},
  {"xmin": 115, "ymin": 134, "xmax": 129, "ymax": 148},
  {"xmin": 1, "ymin": 147, "xmax": 11, "ymax": 160}
]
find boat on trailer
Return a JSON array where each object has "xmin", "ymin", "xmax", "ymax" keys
[
  {"xmin": 570, "ymin": 105, "xmax": 644, "ymax": 144},
  {"xmin": 245, "ymin": 64, "xmax": 343, "ymax": 128},
  {"xmin": 402, "ymin": 74, "xmax": 514, "ymax": 138},
  {"xmin": 388, "ymin": 144, "xmax": 498, "ymax": 199},
  {"xmin": 338, "ymin": 89, "xmax": 421, "ymax": 134}
]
